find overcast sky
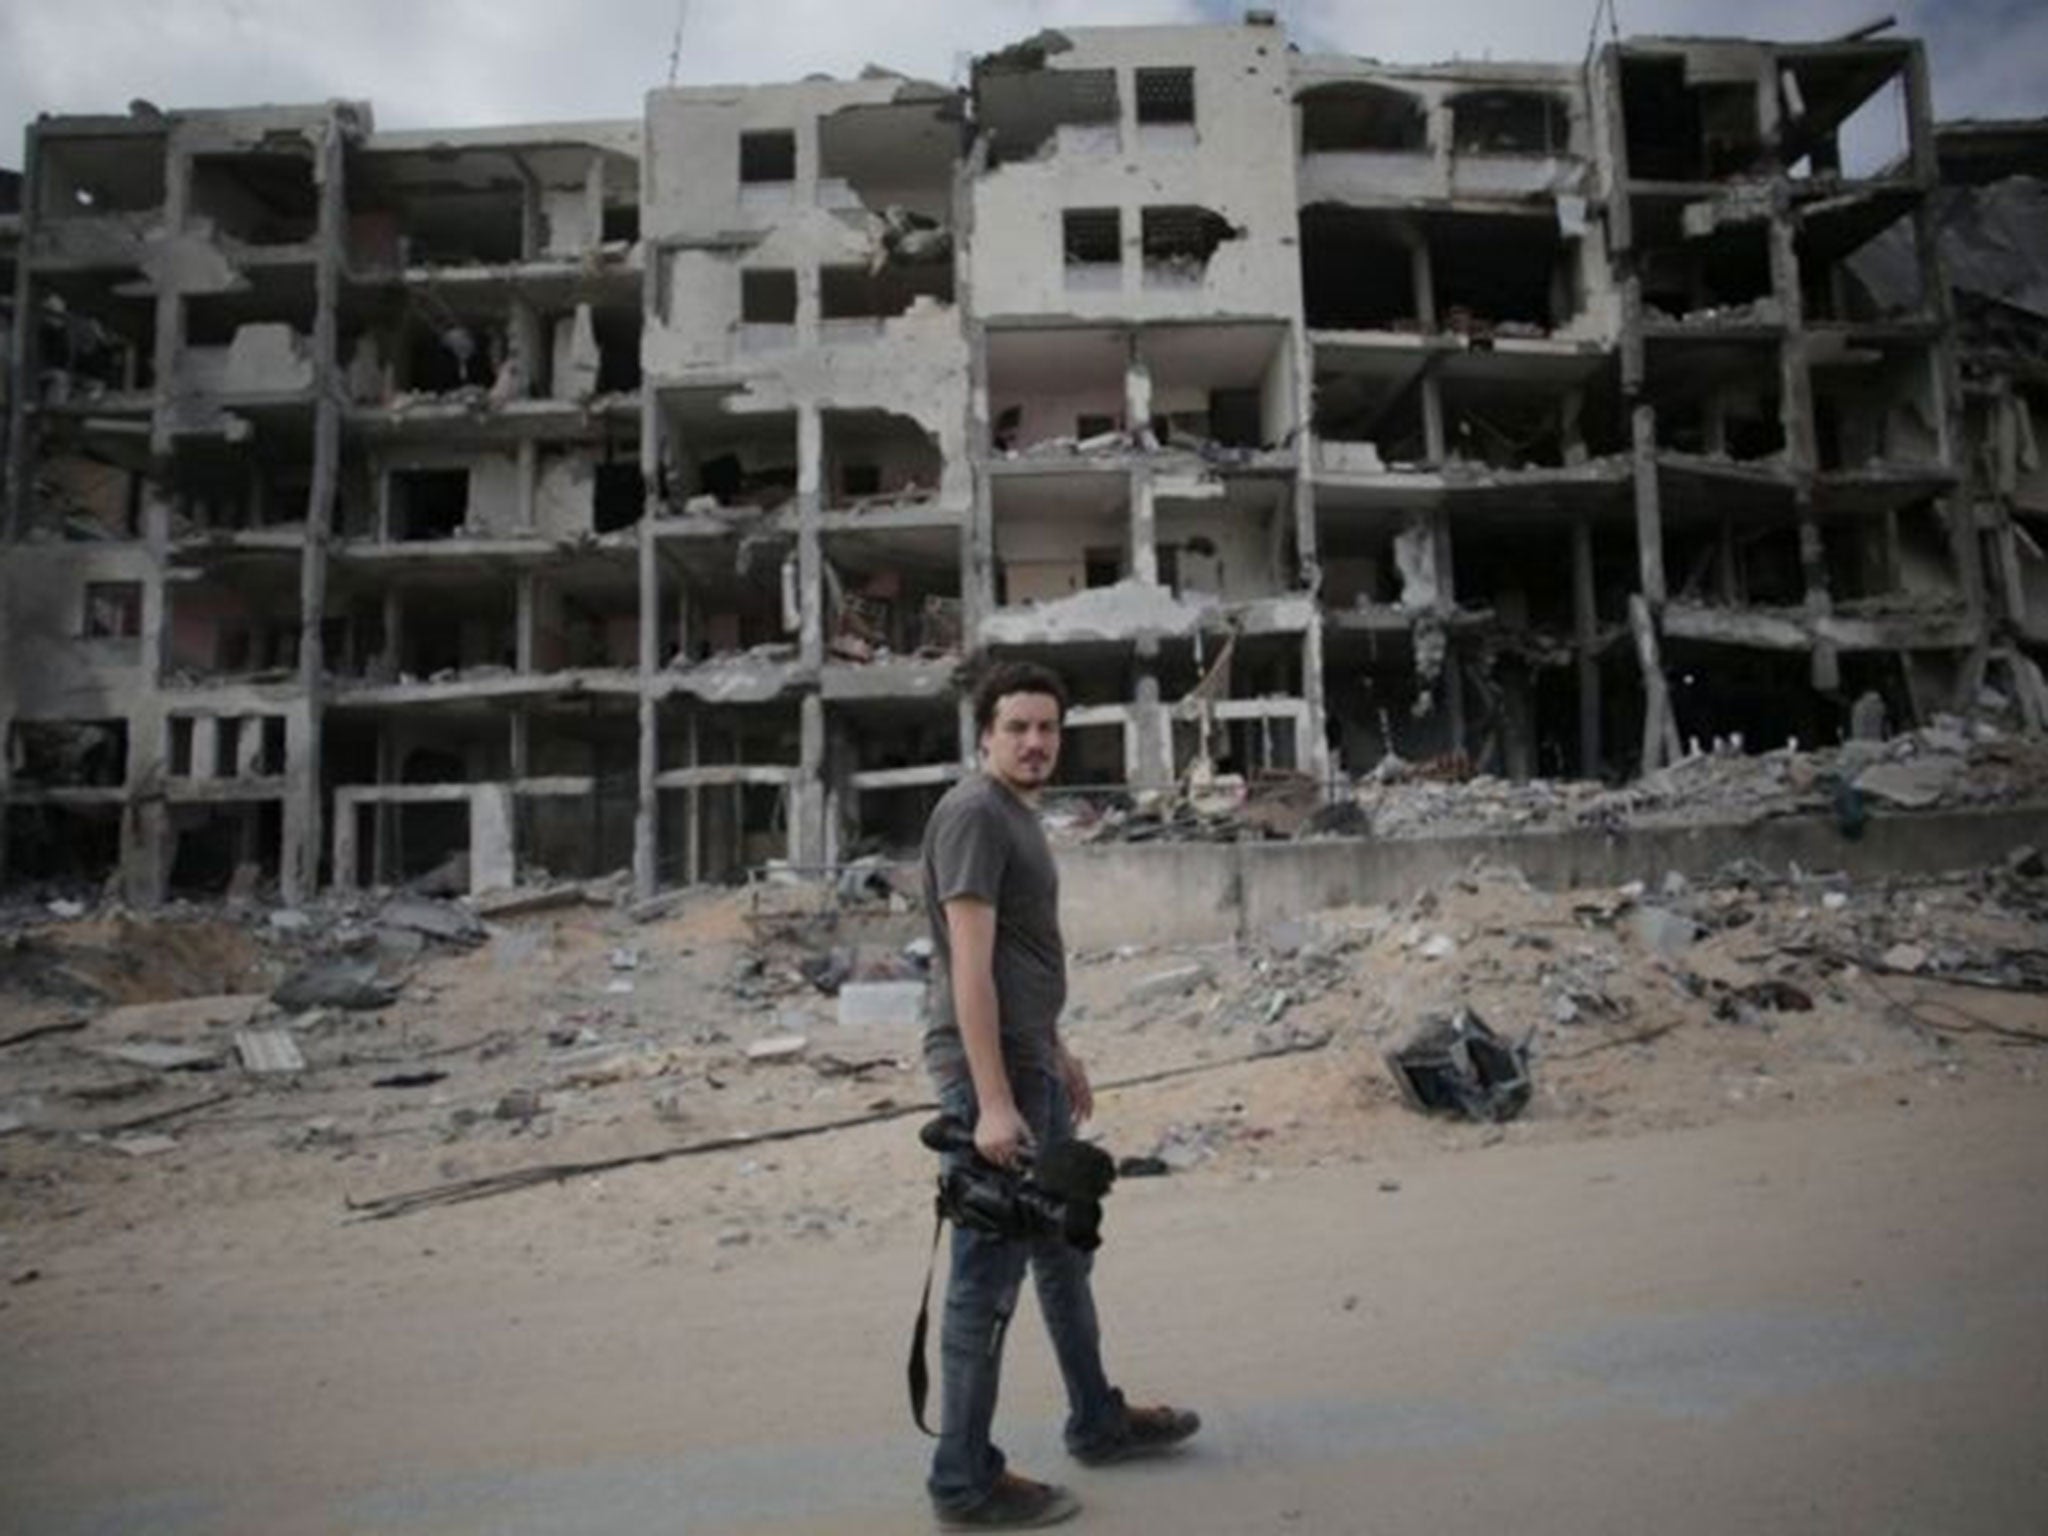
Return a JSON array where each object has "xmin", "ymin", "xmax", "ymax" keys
[{"xmin": 3, "ymin": 0, "xmax": 2043, "ymax": 164}]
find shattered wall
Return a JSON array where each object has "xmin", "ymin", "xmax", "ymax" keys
[{"xmin": 970, "ymin": 27, "xmax": 1303, "ymax": 324}]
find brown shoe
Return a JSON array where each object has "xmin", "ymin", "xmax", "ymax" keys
[
  {"xmin": 936, "ymin": 1470, "xmax": 1082, "ymax": 1529},
  {"xmin": 1072, "ymin": 1402, "xmax": 1201, "ymax": 1466}
]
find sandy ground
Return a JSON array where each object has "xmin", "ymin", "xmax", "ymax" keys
[{"xmin": 2, "ymin": 857, "xmax": 2046, "ymax": 1531}]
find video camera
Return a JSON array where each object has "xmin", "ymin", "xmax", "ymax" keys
[{"xmin": 919, "ymin": 1114, "xmax": 1117, "ymax": 1251}]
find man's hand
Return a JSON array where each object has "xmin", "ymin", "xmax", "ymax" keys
[
  {"xmin": 1058, "ymin": 1046, "xmax": 1094, "ymax": 1124},
  {"xmin": 974, "ymin": 1099, "xmax": 1033, "ymax": 1168}
]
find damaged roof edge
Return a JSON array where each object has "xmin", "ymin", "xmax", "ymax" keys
[
  {"xmin": 972, "ymin": 29, "xmax": 1076, "ymax": 78},
  {"xmin": 365, "ymin": 119, "xmax": 642, "ymax": 154}
]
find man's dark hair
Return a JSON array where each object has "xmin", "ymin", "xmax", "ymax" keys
[{"xmin": 972, "ymin": 662, "xmax": 1069, "ymax": 734}]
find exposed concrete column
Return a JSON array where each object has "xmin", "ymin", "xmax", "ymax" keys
[
  {"xmin": 633, "ymin": 453, "xmax": 660, "ymax": 899},
  {"xmin": 333, "ymin": 792, "xmax": 357, "ymax": 892},
  {"xmin": 583, "ymin": 152, "xmax": 607, "ymax": 256},
  {"xmin": 147, "ymin": 138, "xmax": 195, "ymax": 462},
  {"xmin": 1130, "ymin": 464, "xmax": 1159, "ymax": 586},
  {"xmin": 796, "ymin": 405, "xmax": 824, "ymax": 667},
  {"xmin": 637, "ymin": 219, "xmax": 664, "ymax": 897},
  {"xmin": 1630, "ymin": 405, "xmax": 1666, "ymax": 607},
  {"xmin": 509, "ymin": 707, "xmax": 529, "ymax": 782},
  {"xmin": 382, "ymin": 586, "xmax": 405, "ymax": 676},
  {"xmin": 1299, "ymin": 612, "xmax": 1333, "ymax": 791},
  {"xmin": 512, "ymin": 153, "xmax": 542, "ymax": 262},
  {"xmin": 515, "ymin": 572, "xmax": 536, "ymax": 673},
  {"xmin": 1124, "ymin": 340, "xmax": 1152, "ymax": 439},
  {"xmin": 792, "ymin": 692, "xmax": 827, "ymax": 869},
  {"xmin": 1426, "ymin": 102, "xmax": 1454, "ymax": 183},
  {"xmin": 510, "ymin": 298, "xmax": 543, "ymax": 402},
  {"xmin": 958, "ymin": 695, "xmax": 978, "ymax": 771},
  {"xmin": 1131, "ymin": 636, "xmax": 1171, "ymax": 790},
  {"xmin": 1572, "ymin": 514, "xmax": 1602, "ymax": 777},
  {"xmin": 1430, "ymin": 511, "xmax": 1465, "ymax": 753},
  {"xmin": 1769, "ymin": 203, "xmax": 1836, "ymax": 692},
  {"xmin": 286, "ymin": 113, "xmax": 347, "ymax": 902},
  {"xmin": 471, "ymin": 784, "xmax": 516, "ymax": 893},
  {"xmin": 1410, "ymin": 233, "xmax": 1446, "ymax": 465},
  {"xmin": 516, "ymin": 438, "xmax": 538, "ymax": 531},
  {"xmin": 685, "ymin": 709, "xmax": 701, "ymax": 886},
  {"xmin": 823, "ymin": 716, "xmax": 851, "ymax": 870},
  {"xmin": 2, "ymin": 125, "xmax": 40, "ymax": 540},
  {"xmin": 956, "ymin": 136, "xmax": 995, "ymax": 643},
  {"xmin": 192, "ymin": 717, "xmax": 222, "ymax": 780}
]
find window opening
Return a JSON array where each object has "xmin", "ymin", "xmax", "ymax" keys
[
  {"xmin": 1136, "ymin": 69, "xmax": 1195, "ymax": 126},
  {"xmin": 740, "ymin": 131, "xmax": 796, "ymax": 184}
]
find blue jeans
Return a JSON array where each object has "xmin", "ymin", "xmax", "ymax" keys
[{"xmin": 928, "ymin": 1067, "xmax": 1126, "ymax": 1514}]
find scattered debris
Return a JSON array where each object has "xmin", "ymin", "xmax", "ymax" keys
[
  {"xmin": 1384, "ymin": 1009, "xmax": 1532, "ymax": 1123},
  {"xmin": 273, "ymin": 961, "xmax": 401, "ymax": 1012},
  {"xmin": 494, "ymin": 1089, "xmax": 546, "ymax": 1123},
  {"xmin": 109, "ymin": 1133, "xmax": 181, "ymax": 1158},
  {"xmin": 1128, "ymin": 964, "xmax": 1215, "ymax": 1004},
  {"xmin": 1, "ymin": 1017, "xmax": 88, "ymax": 1050},
  {"xmin": 1630, "ymin": 906, "xmax": 1700, "ymax": 958},
  {"xmin": 836, "ymin": 980, "xmax": 926, "ymax": 1030},
  {"xmin": 87, "ymin": 1042, "xmax": 224, "ymax": 1072},
  {"xmin": 235, "ymin": 1030, "xmax": 307, "ymax": 1076},
  {"xmin": 1881, "ymin": 943, "xmax": 1929, "ymax": 973},
  {"xmin": 372, "ymin": 1071, "xmax": 448, "ymax": 1090},
  {"xmin": 377, "ymin": 897, "xmax": 487, "ymax": 947},
  {"xmin": 473, "ymin": 886, "xmax": 591, "ymax": 919},
  {"xmin": 745, "ymin": 1035, "xmax": 809, "ymax": 1063}
]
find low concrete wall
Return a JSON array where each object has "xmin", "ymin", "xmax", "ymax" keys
[{"xmin": 1056, "ymin": 804, "xmax": 2048, "ymax": 948}]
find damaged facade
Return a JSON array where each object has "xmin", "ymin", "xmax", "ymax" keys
[{"xmin": 1, "ymin": 17, "xmax": 2042, "ymax": 903}]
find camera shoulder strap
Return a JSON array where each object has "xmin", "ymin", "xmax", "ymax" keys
[{"xmin": 907, "ymin": 1188, "xmax": 946, "ymax": 1437}]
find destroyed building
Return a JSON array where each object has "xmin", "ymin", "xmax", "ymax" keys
[{"xmin": 2, "ymin": 16, "xmax": 2044, "ymax": 905}]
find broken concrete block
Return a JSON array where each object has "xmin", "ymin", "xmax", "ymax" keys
[
  {"xmin": 745, "ymin": 1034, "xmax": 808, "ymax": 1063},
  {"xmin": 1854, "ymin": 755, "xmax": 1962, "ymax": 810},
  {"xmin": 494, "ymin": 1088, "xmax": 545, "ymax": 1121},
  {"xmin": 377, "ymin": 896, "xmax": 486, "ymax": 946},
  {"xmin": 89, "ymin": 1041, "xmax": 225, "ymax": 1072},
  {"xmin": 1419, "ymin": 934, "xmax": 1458, "ymax": 961},
  {"xmin": 273, "ymin": 960, "xmax": 400, "ymax": 1012},
  {"xmin": 475, "ymin": 885, "xmax": 588, "ymax": 919},
  {"xmin": 110, "ymin": 1133, "xmax": 180, "ymax": 1157},
  {"xmin": 235, "ymin": 1029, "xmax": 306, "ymax": 1076},
  {"xmin": 1128, "ymin": 964, "xmax": 1215, "ymax": 1004},
  {"xmin": 1630, "ymin": 906, "xmax": 1700, "ymax": 957},
  {"xmin": 1881, "ymin": 943, "xmax": 1928, "ymax": 973},
  {"xmin": 1383, "ymin": 1008, "xmax": 1531, "ymax": 1123},
  {"xmin": 93, "ymin": 995, "xmax": 266, "ymax": 1037},
  {"xmin": 2007, "ymin": 845, "xmax": 2046, "ymax": 879},
  {"xmin": 836, "ymin": 980, "xmax": 927, "ymax": 1030}
]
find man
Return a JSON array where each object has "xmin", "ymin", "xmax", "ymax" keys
[{"xmin": 921, "ymin": 661, "xmax": 1199, "ymax": 1529}]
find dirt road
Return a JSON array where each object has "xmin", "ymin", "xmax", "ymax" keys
[{"xmin": 5, "ymin": 1075, "xmax": 2045, "ymax": 1535}]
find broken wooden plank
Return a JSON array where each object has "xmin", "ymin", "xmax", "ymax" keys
[
  {"xmin": 89, "ymin": 1091, "xmax": 234, "ymax": 1135},
  {"xmin": 85, "ymin": 1041, "xmax": 225, "ymax": 1072},
  {"xmin": 0, "ymin": 1017, "xmax": 88, "ymax": 1050},
  {"xmin": 344, "ymin": 1034, "xmax": 1335, "ymax": 1222}
]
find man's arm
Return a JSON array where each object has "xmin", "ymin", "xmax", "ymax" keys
[{"xmin": 945, "ymin": 896, "xmax": 1031, "ymax": 1167}]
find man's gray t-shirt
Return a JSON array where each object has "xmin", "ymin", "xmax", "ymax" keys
[{"xmin": 921, "ymin": 772, "xmax": 1067, "ymax": 1085}]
